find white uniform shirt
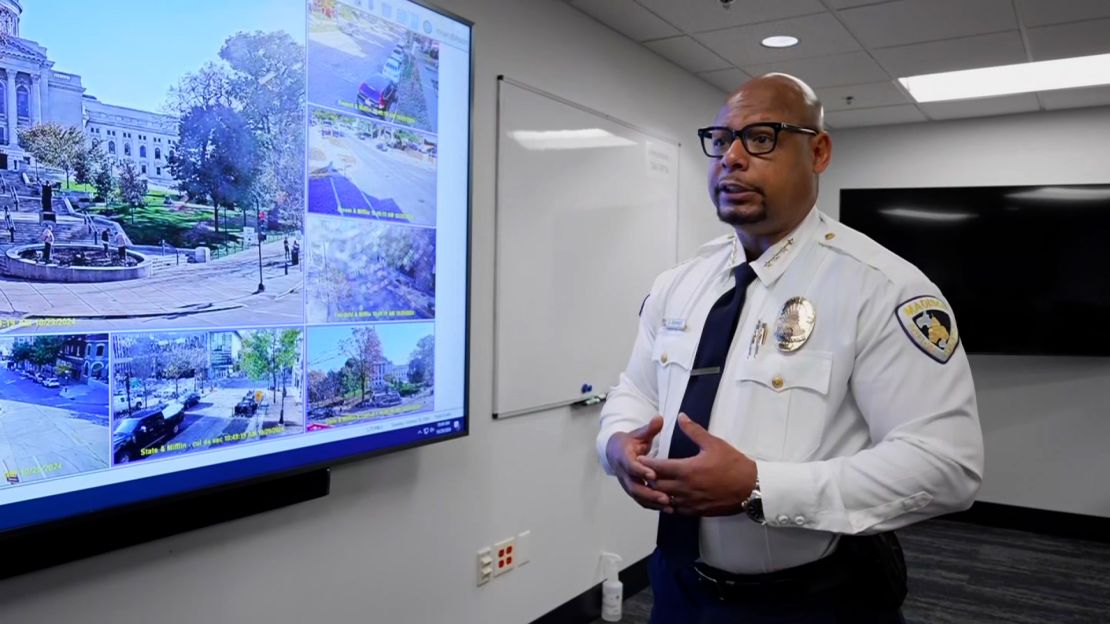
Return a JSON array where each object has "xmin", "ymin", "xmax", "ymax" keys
[{"xmin": 597, "ymin": 208, "xmax": 984, "ymax": 574}]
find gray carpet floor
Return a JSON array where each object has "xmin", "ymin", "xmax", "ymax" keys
[{"xmin": 591, "ymin": 519, "xmax": 1110, "ymax": 623}]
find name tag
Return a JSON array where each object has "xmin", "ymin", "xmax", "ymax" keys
[{"xmin": 663, "ymin": 318, "xmax": 687, "ymax": 331}]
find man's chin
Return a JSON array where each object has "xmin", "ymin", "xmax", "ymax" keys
[{"xmin": 717, "ymin": 203, "xmax": 766, "ymax": 226}]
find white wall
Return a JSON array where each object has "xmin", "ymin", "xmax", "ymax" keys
[
  {"xmin": 820, "ymin": 105, "xmax": 1110, "ymax": 518},
  {"xmin": 0, "ymin": 1, "xmax": 727, "ymax": 623}
]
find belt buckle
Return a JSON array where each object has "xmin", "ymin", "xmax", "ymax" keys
[{"xmin": 692, "ymin": 565, "xmax": 730, "ymax": 602}]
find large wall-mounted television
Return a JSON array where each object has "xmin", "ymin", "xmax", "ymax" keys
[
  {"xmin": 0, "ymin": 0, "xmax": 471, "ymax": 566},
  {"xmin": 840, "ymin": 185, "xmax": 1110, "ymax": 356}
]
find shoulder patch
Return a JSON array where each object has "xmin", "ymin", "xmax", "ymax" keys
[{"xmin": 895, "ymin": 295, "xmax": 959, "ymax": 364}]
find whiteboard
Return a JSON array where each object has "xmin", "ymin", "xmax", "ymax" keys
[{"xmin": 494, "ymin": 77, "xmax": 679, "ymax": 418}]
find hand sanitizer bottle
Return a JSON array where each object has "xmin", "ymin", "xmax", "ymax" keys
[{"xmin": 600, "ymin": 552, "xmax": 623, "ymax": 622}]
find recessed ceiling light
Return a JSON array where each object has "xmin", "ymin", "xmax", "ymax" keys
[
  {"xmin": 899, "ymin": 52, "xmax": 1110, "ymax": 102},
  {"xmin": 761, "ymin": 35, "xmax": 799, "ymax": 49}
]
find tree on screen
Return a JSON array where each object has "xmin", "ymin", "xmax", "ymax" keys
[
  {"xmin": 161, "ymin": 342, "xmax": 205, "ymax": 396},
  {"xmin": 240, "ymin": 329, "xmax": 302, "ymax": 424},
  {"xmin": 117, "ymin": 160, "xmax": 148, "ymax": 224},
  {"xmin": 340, "ymin": 360, "xmax": 360, "ymax": 402},
  {"xmin": 93, "ymin": 161, "xmax": 115, "ymax": 204},
  {"xmin": 9, "ymin": 336, "xmax": 64, "ymax": 371},
  {"xmin": 18, "ymin": 123, "xmax": 85, "ymax": 188},
  {"xmin": 408, "ymin": 335, "xmax": 435, "ymax": 386},
  {"xmin": 73, "ymin": 137, "xmax": 107, "ymax": 187},
  {"xmin": 220, "ymin": 31, "xmax": 306, "ymax": 232},
  {"xmin": 307, "ymin": 369, "xmax": 329, "ymax": 405},
  {"xmin": 167, "ymin": 31, "xmax": 306, "ymax": 236},
  {"xmin": 342, "ymin": 327, "xmax": 383, "ymax": 405},
  {"xmin": 169, "ymin": 104, "xmax": 258, "ymax": 234},
  {"xmin": 113, "ymin": 336, "xmax": 159, "ymax": 411},
  {"xmin": 167, "ymin": 62, "xmax": 234, "ymax": 112}
]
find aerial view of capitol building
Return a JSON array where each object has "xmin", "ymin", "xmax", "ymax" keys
[{"xmin": 0, "ymin": 0, "xmax": 177, "ymax": 183}]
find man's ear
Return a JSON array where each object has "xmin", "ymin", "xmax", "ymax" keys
[{"xmin": 812, "ymin": 132, "xmax": 832, "ymax": 174}]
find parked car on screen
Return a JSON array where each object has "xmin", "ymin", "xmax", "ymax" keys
[
  {"xmin": 356, "ymin": 74, "xmax": 397, "ymax": 118},
  {"xmin": 235, "ymin": 391, "xmax": 259, "ymax": 416},
  {"xmin": 382, "ymin": 57, "xmax": 403, "ymax": 82},
  {"xmin": 182, "ymin": 392, "xmax": 201, "ymax": 409},
  {"xmin": 162, "ymin": 401, "xmax": 186, "ymax": 428},
  {"xmin": 112, "ymin": 394, "xmax": 144, "ymax": 414},
  {"xmin": 42, "ymin": 378, "xmax": 60, "ymax": 388},
  {"xmin": 371, "ymin": 389, "xmax": 402, "ymax": 408},
  {"xmin": 308, "ymin": 406, "xmax": 338, "ymax": 421}
]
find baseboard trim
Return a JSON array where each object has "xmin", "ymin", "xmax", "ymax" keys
[
  {"xmin": 943, "ymin": 500, "xmax": 1110, "ymax": 543},
  {"xmin": 531, "ymin": 555, "xmax": 651, "ymax": 624}
]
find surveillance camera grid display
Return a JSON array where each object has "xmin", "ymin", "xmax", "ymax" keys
[{"xmin": 0, "ymin": 0, "xmax": 469, "ymax": 529}]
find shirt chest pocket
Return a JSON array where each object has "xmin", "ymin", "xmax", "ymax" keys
[
  {"xmin": 651, "ymin": 333, "xmax": 697, "ymax": 419},
  {"xmin": 731, "ymin": 351, "xmax": 833, "ymax": 461}
]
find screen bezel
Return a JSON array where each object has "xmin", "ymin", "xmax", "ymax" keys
[{"xmin": 0, "ymin": 0, "xmax": 474, "ymax": 555}]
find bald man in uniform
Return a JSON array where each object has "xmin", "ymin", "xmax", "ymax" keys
[{"xmin": 597, "ymin": 74, "xmax": 984, "ymax": 623}]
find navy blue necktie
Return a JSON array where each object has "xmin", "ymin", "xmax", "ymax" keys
[{"xmin": 657, "ymin": 263, "xmax": 758, "ymax": 565}]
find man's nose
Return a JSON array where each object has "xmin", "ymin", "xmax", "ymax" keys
[{"xmin": 721, "ymin": 137, "xmax": 748, "ymax": 170}]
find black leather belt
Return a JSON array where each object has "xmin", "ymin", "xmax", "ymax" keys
[
  {"xmin": 672, "ymin": 533, "xmax": 908, "ymax": 610},
  {"xmin": 687, "ymin": 546, "xmax": 852, "ymax": 604}
]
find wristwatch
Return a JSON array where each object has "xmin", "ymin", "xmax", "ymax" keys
[{"xmin": 740, "ymin": 477, "xmax": 765, "ymax": 525}]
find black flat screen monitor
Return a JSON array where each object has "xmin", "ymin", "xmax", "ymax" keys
[
  {"xmin": 0, "ymin": 0, "xmax": 471, "ymax": 540},
  {"xmin": 840, "ymin": 185, "xmax": 1110, "ymax": 356}
]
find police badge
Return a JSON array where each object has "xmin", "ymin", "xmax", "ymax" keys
[{"xmin": 774, "ymin": 297, "xmax": 816, "ymax": 352}]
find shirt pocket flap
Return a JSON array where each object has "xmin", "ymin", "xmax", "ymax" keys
[
  {"xmin": 735, "ymin": 351, "xmax": 832, "ymax": 395},
  {"xmin": 651, "ymin": 334, "xmax": 696, "ymax": 371}
]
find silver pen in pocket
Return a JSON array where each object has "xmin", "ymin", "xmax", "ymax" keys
[{"xmin": 748, "ymin": 320, "xmax": 767, "ymax": 359}]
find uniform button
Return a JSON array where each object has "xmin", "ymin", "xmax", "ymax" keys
[
  {"xmin": 771, "ymin": 375, "xmax": 784, "ymax": 390},
  {"xmin": 776, "ymin": 514, "xmax": 790, "ymax": 525},
  {"xmin": 794, "ymin": 516, "xmax": 806, "ymax": 526},
  {"xmin": 660, "ymin": 353, "xmax": 668, "ymax": 364},
  {"xmin": 824, "ymin": 232, "xmax": 836, "ymax": 240},
  {"xmin": 902, "ymin": 499, "xmax": 916, "ymax": 511}
]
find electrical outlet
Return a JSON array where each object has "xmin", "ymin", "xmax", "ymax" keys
[
  {"xmin": 477, "ymin": 547, "xmax": 493, "ymax": 586},
  {"xmin": 517, "ymin": 530, "xmax": 531, "ymax": 566},
  {"xmin": 493, "ymin": 536, "xmax": 516, "ymax": 576}
]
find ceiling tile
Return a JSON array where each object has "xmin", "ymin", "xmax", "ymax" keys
[
  {"xmin": 744, "ymin": 51, "xmax": 889, "ymax": 88},
  {"xmin": 1039, "ymin": 85, "xmax": 1110, "ymax": 111},
  {"xmin": 825, "ymin": 104, "xmax": 926, "ymax": 128},
  {"xmin": 1015, "ymin": 0, "xmax": 1110, "ymax": 28},
  {"xmin": 697, "ymin": 67, "xmax": 753, "ymax": 93},
  {"xmin": 918, "ymin": 93, "xmax": 1041, "ymax": 120},
  {"xmin": 838, "ymin": 0, "xmax": 1018, "ymax": 49},
  {"xmin": 1026, "ymin": 17, "xmax": 1110, "ymax": 61},
  {"xmin": 871, "ymin": 31, "xmax": 1028, "ymax": 78},
  {"xmin": 644, "ymin": 36, "xmax": 731, "ymax": 72},
  {"xmin": 569, "ymin": 0, "xmax": 681, "ymax": 41},
  {"xmin": 695, "ymin": 12, "xmax": 862, "ymax": 66},
  {"xmin": 816, "ymin": 81, "xmax": 909, "ymax": 111},
  {"xmin": 634, "ymin": 0, "xmax": 826, "ymax": 34}
]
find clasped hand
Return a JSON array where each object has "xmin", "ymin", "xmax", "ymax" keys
[{"xmin": 605, "ymin": 413, "xmax": 757, "ymax": 516}]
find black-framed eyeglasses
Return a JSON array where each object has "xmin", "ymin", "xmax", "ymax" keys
[{"xmin": 697, "ymin": 122, "xmax": 819, "ymax": 157}]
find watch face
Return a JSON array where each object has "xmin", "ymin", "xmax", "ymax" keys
[{"xmin": 746, "ymin": 497, "xmax": 765, "ymax": 523}]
